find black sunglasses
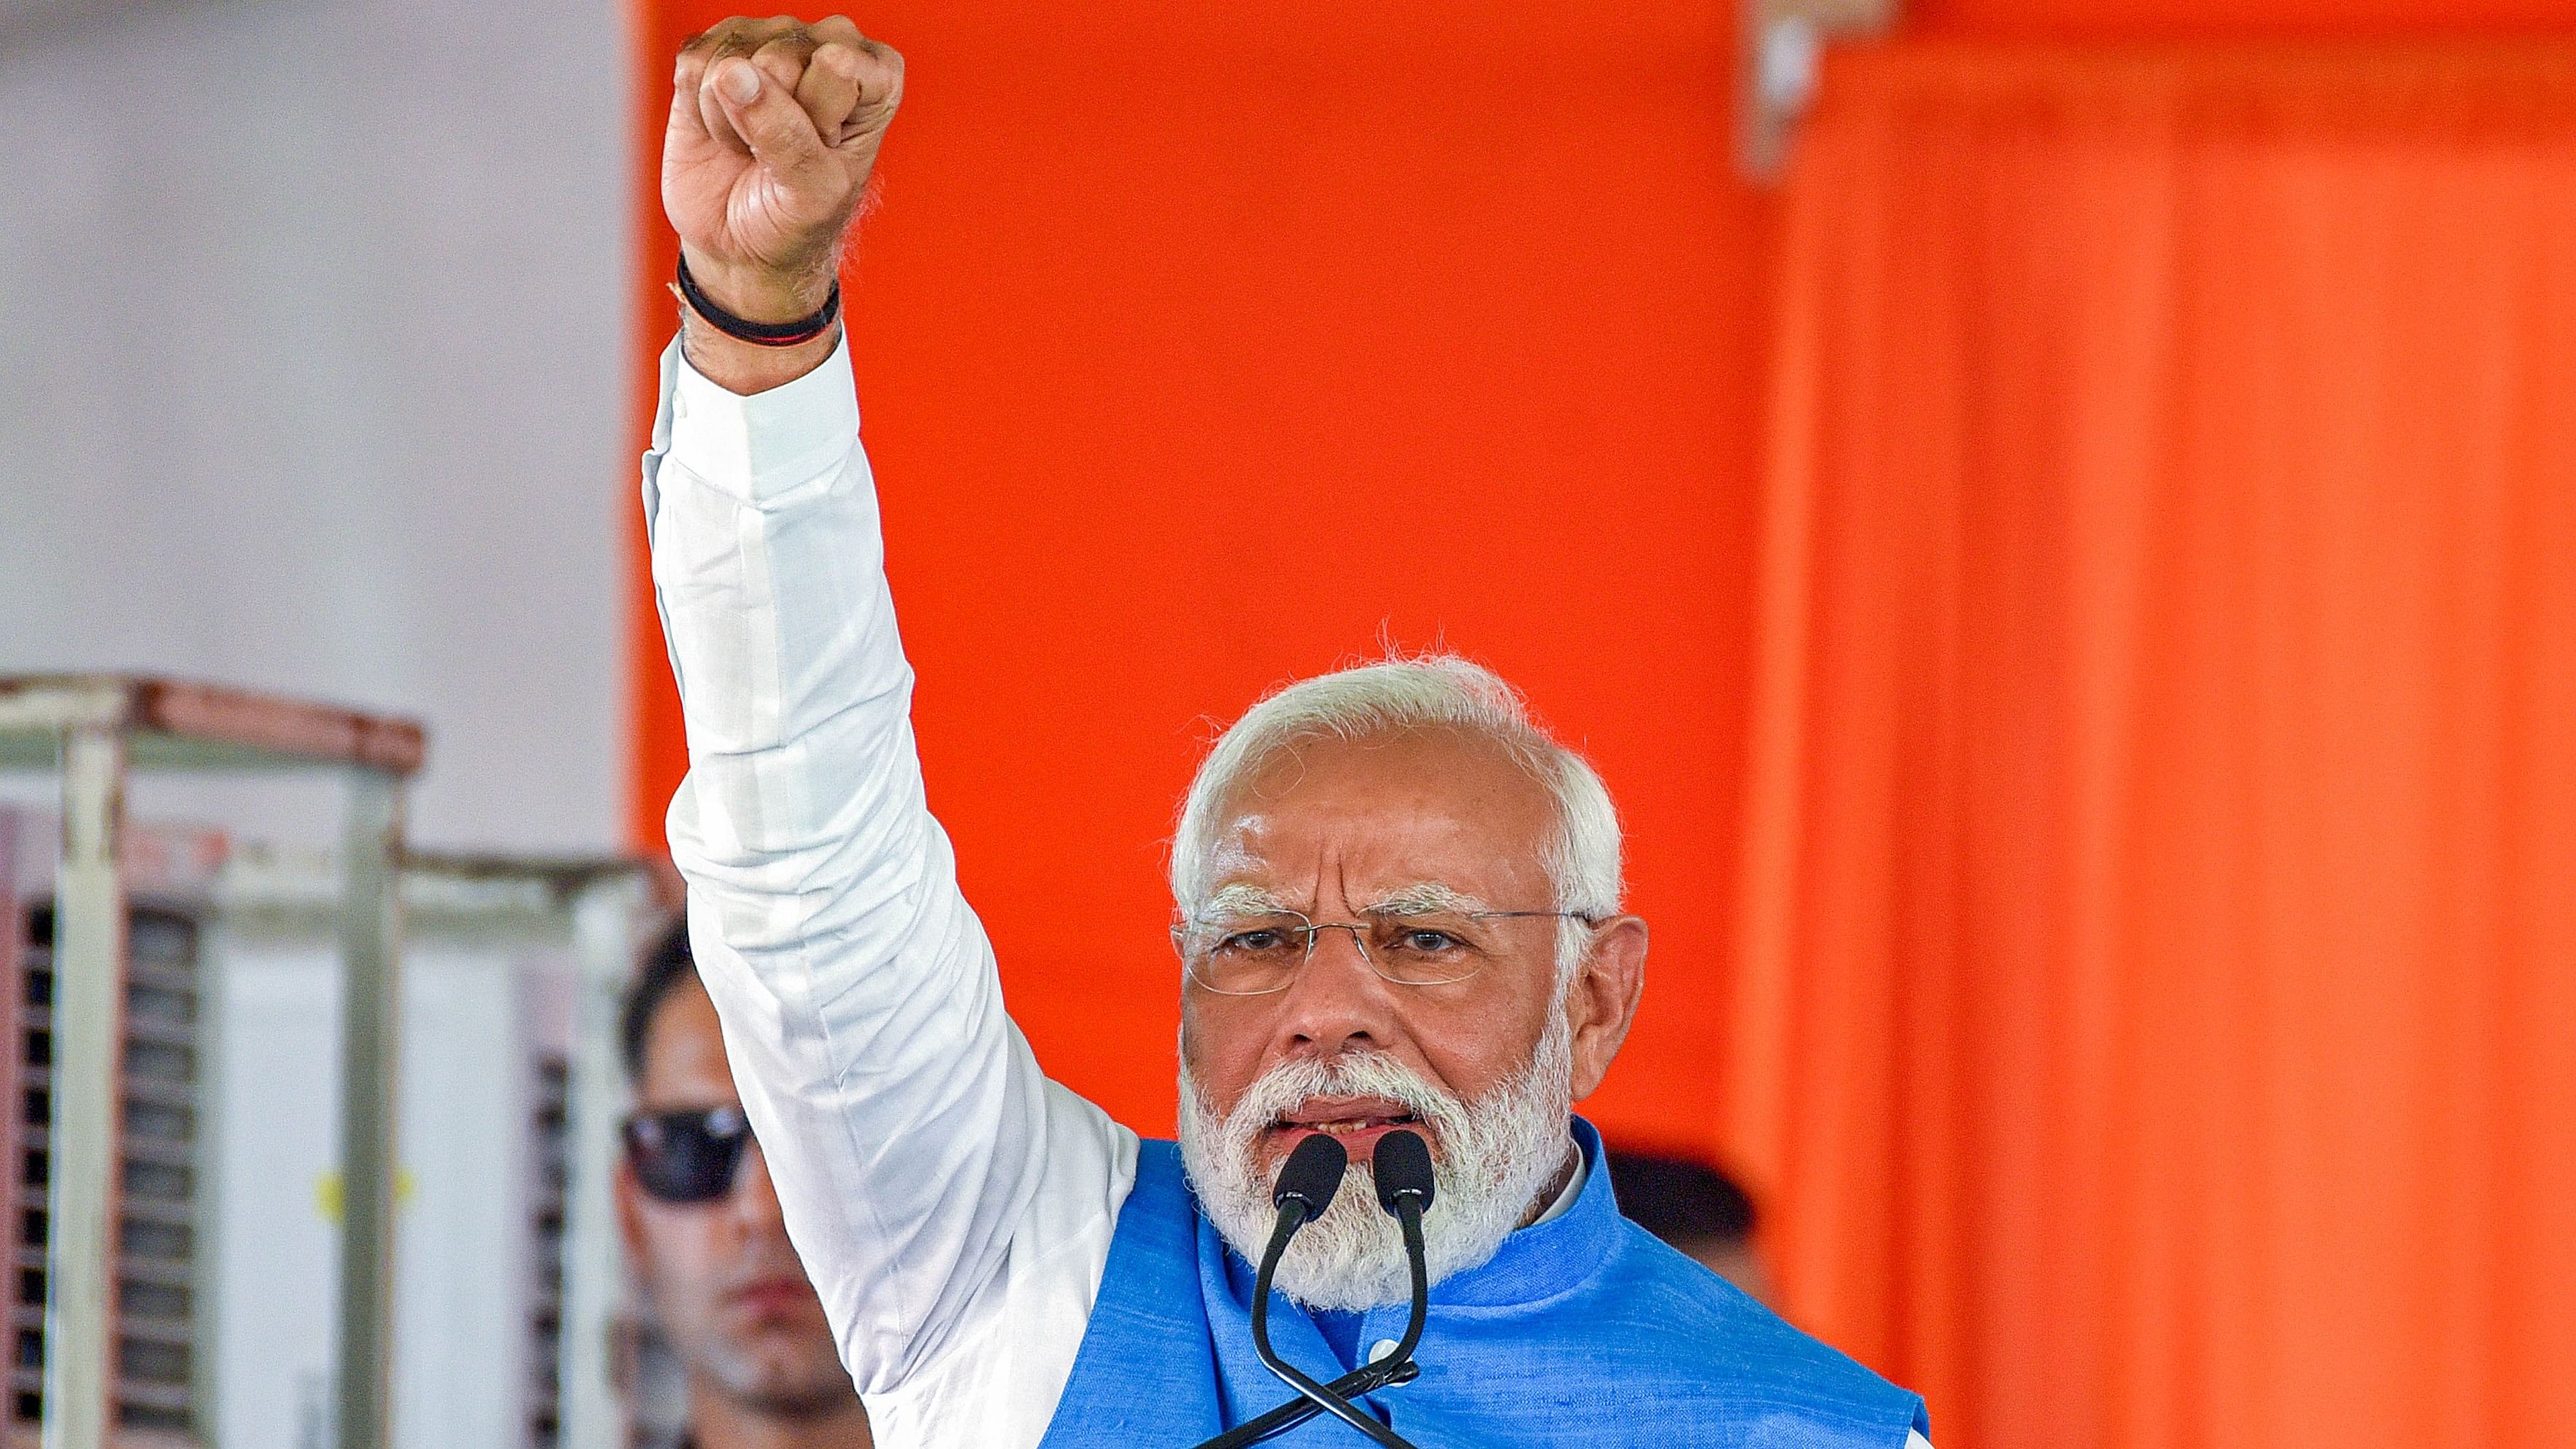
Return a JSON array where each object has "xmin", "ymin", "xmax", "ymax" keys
[{"xmin": 624, "ymin": 1105, "xmax": 755, "ymax": 1204}]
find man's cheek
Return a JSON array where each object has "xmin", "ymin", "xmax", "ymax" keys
[
  {"xmin": 646, "ymin": 1225, "xmax": 723, "ymax": 1314},
  {"xmin": 1179, "ymin": 1020, "xmax": 1256, "ymax": 1111}
]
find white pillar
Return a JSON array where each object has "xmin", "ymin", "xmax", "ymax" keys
[
  {"xmin": 43, "ymin": 724, "xmax": 127, "ymax": 1449},
  {"xmin": 334, "ymin": 770, "xmax": 406, "ymax": 1449}
]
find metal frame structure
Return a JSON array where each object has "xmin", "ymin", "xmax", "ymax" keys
[
  {"xmin": 0, "ymin": 676, "xmax": 424, "ymax": 1449},
  {"xmin": 388, "ymin": 852, "xmax": 654, "ymax": 1449},
  {"xmin": 559, "ymin": 869, "xmax": 655, "ymax": 1449}
]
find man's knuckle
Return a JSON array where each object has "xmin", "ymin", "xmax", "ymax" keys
[{"xmin": 700, "ymin": 15, "xmax": 794, "ymax": 58}]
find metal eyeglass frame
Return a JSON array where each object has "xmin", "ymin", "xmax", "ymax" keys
[{"xmin": 1172, "ymin": 909, "xmax": 1600, "ymax": 996}]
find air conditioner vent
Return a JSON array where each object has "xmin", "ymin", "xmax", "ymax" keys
[
  {"xmin": 10, "ymin": 901, "xmax": 203, "ymax": 1435},
  {"xmin": 528, "ymin": 1052, "xmax": 570, "ymax": 1448}
]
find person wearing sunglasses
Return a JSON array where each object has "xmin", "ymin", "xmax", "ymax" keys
[
  {"xmin": 616, "ymin": 920, "xmax": 873, "ymax": 1449},
  {"xmin": 642, "ymin": 16, "xmax": 1930, "ymax": 1449}
]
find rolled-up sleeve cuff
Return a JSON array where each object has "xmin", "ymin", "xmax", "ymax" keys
[{"xmin": 665, "ymin": 335, "xmax": 862, "ymax": 504}]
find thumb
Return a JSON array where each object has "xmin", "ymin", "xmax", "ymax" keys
[{"xmin": 709, "ymin": 58, "xmax": 831, "ymax": 184}]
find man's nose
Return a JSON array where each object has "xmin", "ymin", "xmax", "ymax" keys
[
  {"xmin": 1272, "ymin": 922, "xmax": 1398, "ymax": 1055},
  {"xmin": 730, "ymin": 1141, "xmax": 789, "ymax": 1228}
]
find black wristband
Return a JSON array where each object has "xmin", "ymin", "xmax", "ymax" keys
[{"xmin": 676, "ymin": 255, "xmax": 841, "ymax": 348}]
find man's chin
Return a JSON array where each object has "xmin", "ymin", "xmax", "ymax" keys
[
  {"xmin": 729, "ymin": 1380, "xmax": 859, "ymax": 1420},
  {"xmin": 705, "ymin": 1340, "xmax": 854, "ymax": 1417}
]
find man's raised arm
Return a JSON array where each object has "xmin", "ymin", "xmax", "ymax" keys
[{"xmin": 642, "ymin": 18, "xmax": 1104, "ymax": 1397}]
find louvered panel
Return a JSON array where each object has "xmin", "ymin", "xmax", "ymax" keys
[
  {"xmin": 527, "ymin": 1052, "xmax": 569, "ymax": 1449},
  {"xmin": 12, "ymin": 905, "xmax": 202, "ymax": 1437},
  {"xmin": 123, "ymin": 1098, "xmax": 198, "ymax": 1139}
]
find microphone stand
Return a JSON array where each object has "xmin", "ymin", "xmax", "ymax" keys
[
  {"xmin": 1246, "ymin": 1205, "xmax": 1422, "ymax": 1449},
  {"xmin": 1197, "ymin": 1131, "xmax": 1436, "ymax": 1449}
]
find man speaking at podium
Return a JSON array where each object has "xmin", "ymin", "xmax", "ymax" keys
[{"xmin": 643, "ymin": 16, "xmax": 1933, "ymax": 1448}]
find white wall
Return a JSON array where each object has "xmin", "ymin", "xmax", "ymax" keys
[{"xmin": 0, "ymin": 0, "xmax": 634, "ymax": 853}]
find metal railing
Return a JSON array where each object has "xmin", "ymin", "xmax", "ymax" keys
[{"xmin": 0, "ymin": 676, "xmax": 423, "ymax": 1449}]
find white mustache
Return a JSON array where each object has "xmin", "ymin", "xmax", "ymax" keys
[{"xmin": 1226, "ymin": 1050, "xmax": 1468, "ymax": 1162}]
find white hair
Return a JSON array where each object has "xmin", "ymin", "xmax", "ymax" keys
[{"xmin": 1170, "ymin": 653, "xmax": 1623, "ymax": 972}]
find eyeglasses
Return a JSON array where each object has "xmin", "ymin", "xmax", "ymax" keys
[
  {"xmin": 1173, "ymin": 908, "xmax": 1597, "ymax": 996},
  {"xmin": 624, "ymin": 1105, "xmax": 755, "ymax": 1204}
]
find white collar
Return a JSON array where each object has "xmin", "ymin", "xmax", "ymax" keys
[{"xmin": 1527, "ymin": 1139, "xmax": 1589, "ymax": 1227}]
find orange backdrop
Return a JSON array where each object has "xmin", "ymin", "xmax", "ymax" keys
[
  {"xmin": 624, "ymin": 1, "xmax": 1784, "ymax": 1152},
  {"xmin": 625, "ymin": 4, "xmax": 2576, "ymax": 1440},
  {"xmin": 1731, "ymin": 39, "xmax": 2576, "ymax": 1449}
]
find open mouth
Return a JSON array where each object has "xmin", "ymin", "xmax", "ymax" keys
[{"xmin": 1266, "ymin": 1097, "xmax": 1425, "ymax": 1162}]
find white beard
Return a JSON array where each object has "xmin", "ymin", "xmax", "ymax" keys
[{"xmin": 1176, "ymin": 1010, "xmax": 1577, "ymax": 1313}]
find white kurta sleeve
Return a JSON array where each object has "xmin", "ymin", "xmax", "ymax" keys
[{"xmin": 641, "ymin": 334, "xmax": 1069, "ymax": 1394}]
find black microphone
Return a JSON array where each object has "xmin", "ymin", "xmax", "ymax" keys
[
  {"xmin": 1367, "ymin": 1128, "xmax": 1436, "ymax": 1375},
  {"xmin": 1272, "ymin": 1130, "xmax": 1348, "ymax": 1226},
  {"xmin": 1370, "ymin": 1127, "xmax": 1436, "ymax": 1214},
  {"xmin": 1240, "ymin": 1134, "xmax": 1420, "ymax": 1449},
  {"xmin": 1195, "ymin": 1132, "xmax": 1437, "ymax": 1449}
]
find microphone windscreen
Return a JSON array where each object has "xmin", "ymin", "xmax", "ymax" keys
[
  {"xmin": 1371, "ymin": 1128, "xmax": 1436, "ymax": 1214},
  {"xmin": 1272, "ymin": 1132, "xmax": 1349, "ymax": 1217}
]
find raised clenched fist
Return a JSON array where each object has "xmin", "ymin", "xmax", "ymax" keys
[{"xmin": 663, "ymin": 16, "xmax": 902, "ymax": 327}]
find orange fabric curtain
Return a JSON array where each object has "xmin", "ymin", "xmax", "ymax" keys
[
  {"xmin": 625, "ymin": 1, "xmax": 1785, "ymax": 1142},
  {"xmin": 1730, "ymin": 41, "xmax": 2576, "ymax": 1449}
]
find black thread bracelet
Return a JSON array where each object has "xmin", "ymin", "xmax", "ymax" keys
[{"xmin": 676, "ymin": 255, "xmax": 841, "ymax": 347}]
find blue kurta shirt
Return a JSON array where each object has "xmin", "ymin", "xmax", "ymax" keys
[{"xmin": 1038, "ymin": 1121, "xmax": 1930, "ymax": 1448}]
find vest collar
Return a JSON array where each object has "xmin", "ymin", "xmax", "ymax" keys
[{"xmin": 1423, "ymin": 1116, "xmax": 1617, "ymax": 1309}]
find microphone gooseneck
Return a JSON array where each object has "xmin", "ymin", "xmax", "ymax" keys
[
  {"xmin": 1194, "ymin": 1130, "xmax": 1439, "ymax": 1449},
  {"xmin": 1243, "ymin": 1134, "xmax": 1420, "ymax": 1449},
  {"xmin": 1367, "ymin": 1129, "xmax": 1436, "ymax": 1373}
]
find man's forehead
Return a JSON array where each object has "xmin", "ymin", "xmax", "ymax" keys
[
  {"xmin": 1200, "ymin": 737, "xmax": 1546, "ymax": 897},
  {"xmin": 638, "ymin": 979, "xmax": 744, "ymax": 1108}
]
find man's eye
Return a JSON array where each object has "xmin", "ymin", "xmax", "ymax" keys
[
  {"xmin": 1398, "ymin": 930, "xmax": 1462, "ymax": 953},
  {"xmin": 1223, "ymin": 930, "xmax": 1288, "ymax": 953}
]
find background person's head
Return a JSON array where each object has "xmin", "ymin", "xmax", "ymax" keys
[
  {"xmin": 1170, "ymin": 654, "xmax": 1651, "ymax": 1309},
  {"xmin": 1605, "ymin": 1149, "xmax": 1773, "ymax": 1305},
  {"xmin": 616, "ymin": 920, "xmax": 869, "ymax": 1445}
]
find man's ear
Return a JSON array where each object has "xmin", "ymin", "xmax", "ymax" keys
[{"xmin": 1564, "ymin": 915, "xmax": 1648, "ymax": 1102}]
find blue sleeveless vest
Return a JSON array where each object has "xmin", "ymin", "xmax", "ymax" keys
[{"xmin": 1037, "ymin": 1121, "xmax": 1929, "ymax": 1448}]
